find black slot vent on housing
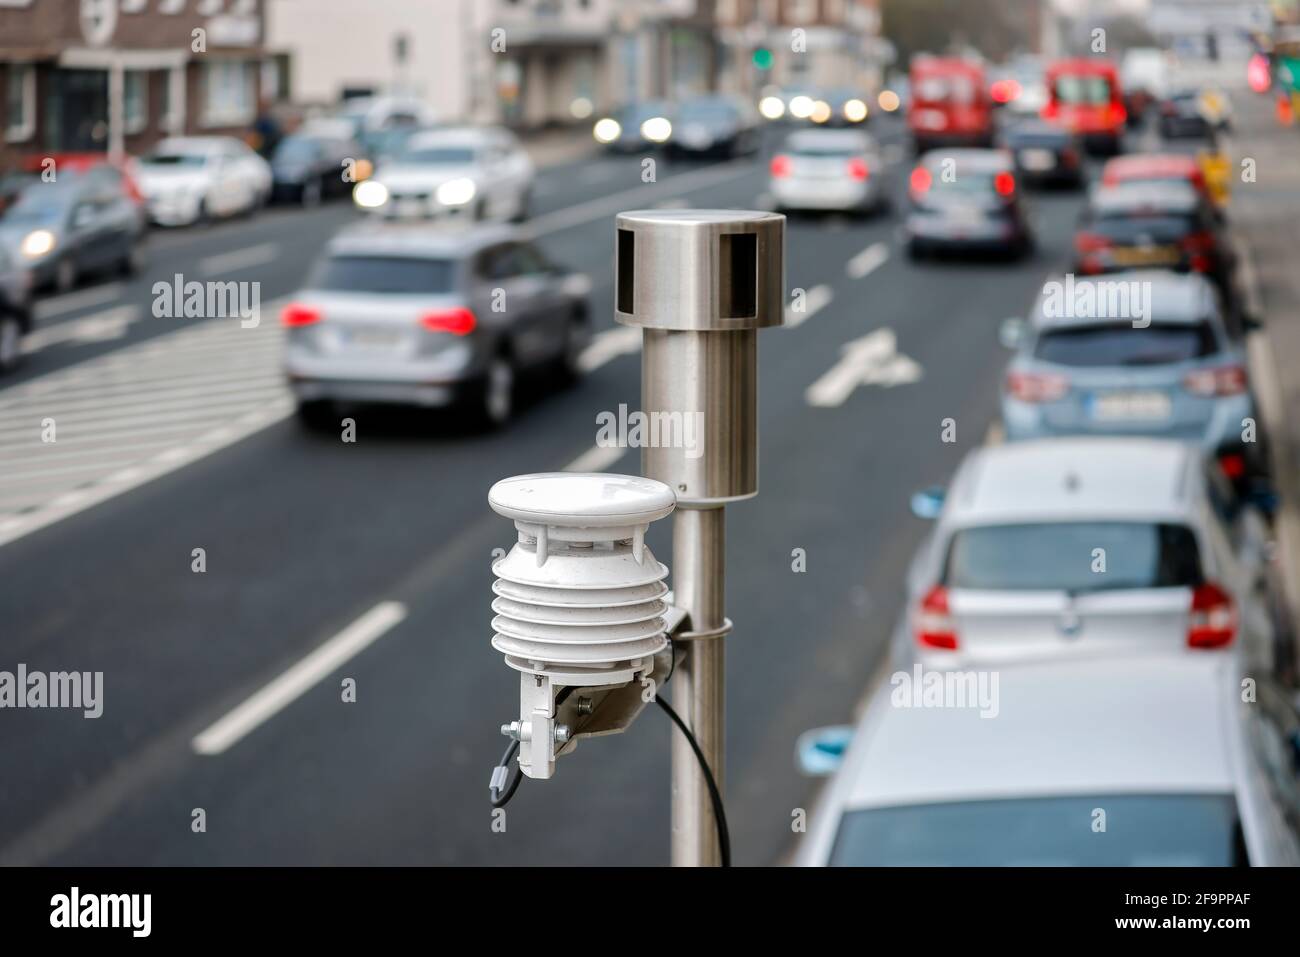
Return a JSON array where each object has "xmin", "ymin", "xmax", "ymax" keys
[
  {"xmin": 616, "ymin": 228, "xmax": 635, "ymax": 314},
  {"xmin": 719, "ymin": 232, "xmax": 756, "ymax": 319}
]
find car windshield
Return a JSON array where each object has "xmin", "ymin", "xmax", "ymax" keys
[
  {"xmin": 829, "ymin": 795, "xmax": 1244, "ymax": 865},
  {"xmin": 273, "ymin": 137, "xmax": 322, "ymax": 162},
  {"xmin": 398, "ymin": 145, "xmax": 476, "ymax": 165},
  {"xmin": 309, "ymin": 255, "xmax": 456, "ymax": 294},
  {"xmin": 1034, "ymin": 321, "xmax": 1219, "ymax": 366},
  {"xmin": 679, "ymin": 101, "xmax": 737, "ymax": 122},
  {"xmin": 944, "ymin": 522, "xmax": 1202, "ymax": 591},
  {"xmin": 1054, "ymin": 75, "xmax": 1112, "ymax": 104},
  {"xmin": 2, "ymin": 186, "xmax": 73, "ymax": 225},
  {"xmin": 142, "ymin": 152, "xmax": 207, "ymax": 167},
  {"xmin": 620, "ymin": 104, "xmax": 669, "ymax": 123}
]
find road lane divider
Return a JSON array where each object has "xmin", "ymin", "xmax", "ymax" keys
[
  {"xmin": 784, "ymin": 284, "xmax": 833, "ymax": 329},
  {"xmin": 198, "ymin": 242, "xmax": 280, "ymax": 277},
  {"xmin": 192, "ymin": 601, "xmax": 408, "ymax": 756},
  {"xmin": 805, "ymin": 327, "xmax": 922, "ymax": 407},
  {"xmin": 846, "ymin": 241, "xmax": 890, "ymax": 279},
  {"xmin": 577, "ymin": 325, "xmax": 641, "ymax": 372},
  {"xmin": 33, "ymin": 283, "xmax": 125, "ymax": 322}
]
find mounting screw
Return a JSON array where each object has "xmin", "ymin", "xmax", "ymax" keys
[
  {"xmin": 554, "ymin": 724, "xmax": 573, "ymax": 744},
  {"xmin": 576, "ymin": 696, "xmax": 594, "ymax": 715},
  {"xmin": 501, "ymin": 721, "xmax": 522, "ymax": 741}
]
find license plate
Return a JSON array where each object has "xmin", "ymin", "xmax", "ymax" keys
[
  {"xmin": 1019, "ymin": 148, "xmax": 1055, "ymax": 171},
  {"xmin": 342, "ymin": 327, "xmax": 404, "ymax": 350},
  {"xmin": 394, "ymin": 198, "xmax": 425, "ymax": 218},
  {"xmin": 1088, "ymin": 391, "xmax": 1172, "ymax": 421},
  {"xmin": 1112, "ymin": 245, "xmax": 1179, "ymax": 267}
]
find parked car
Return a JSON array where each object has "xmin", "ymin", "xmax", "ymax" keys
[
  {"xmin": 1158, "ymin": 88, "xmax": 1224, "ymax": 139},
  {"xmin": 769, "ymin": 129, "xmax": 886, "ymax": 215},
  {"xmin": 908, "ymin": 55, "xmax": 995, "ymax": 152},
  {"xmin": 1043, "ymin": 57, "xmax": 1126, "ymax": 155},
  {"xmin": 269, "ymin": 132, "xmax": 363, "ymax": 206},
  {"xmin": 353, "ymin": 127, "xmax": 534, "ymax": 223},
  {"xmin": 794, "ymin": 654, "xmax": 1300, "ymax": 865},
  {"xmin": 1073, "ymin": 182, "xmax": 1241, "ymax": 311},
  {"xmin": 1001, "ymin": 119, "xmax": 1085, "ymax": 188},
  {"xmin": 281, "ymin": 224, "xmax": 590, "ymax": 428},
  {"xmin": 666, "ymin": 96, "xmax": 761, "ymax": 159},
  {"xmin": 0, "ymin": 170, "xmax": 147, "ymax": 293},
  {"xmin": 1000, "ymin": 271, "xmax": 1268, "ymax": 496},
  {"xmin": 134, "ymin": 136, "xmax": 272, "ymax": 226},
  {"xmin": 592, "ymin": 101, "xmax": 674, "ymax": 152},
  {"xmin": 905, "ymin": 148, "xmax": 1034, "ymax": 259},
  {"xmin": 0, "ymin": 244, "xmax": 33, "ymax": 373},
  {"xmin": 904, "ymin": 437, "xmax": 1278, "ymax": 672}
]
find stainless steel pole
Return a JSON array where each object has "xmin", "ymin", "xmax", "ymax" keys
[{"xmin": 670, "ymin": 505, "xmax": 725, "ymax": 866}]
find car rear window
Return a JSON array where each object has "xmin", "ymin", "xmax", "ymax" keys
[
  {"xmin": 1034, "ymin": 321, "xmax": 1220, "ymax": 366},
  {"xmin": 829, "ymin": 795, "xmax": 1244, "ymax": 866},
  {"xmin": 944, "ymin": 522, "xmax": 1202, "ymax": 591},
  {"xmin": 1054, "ymin": 74, "xmax": 1113, "ymax": 104},
  {"xmin": 309, "ymin": 256, "xmax": 456, "ymax": 294},
  {"xmin": 1091, "ymin": 213, "xmax": 1198, "ymax": 243},
  {"xmin": 399, "ymin": 146, "xmax": 476, "ymax": 165}
]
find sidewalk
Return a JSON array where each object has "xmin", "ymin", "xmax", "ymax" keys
[{"xmin": 1227, "ymin": 84, "xmax": 1300, "ymax": 666}]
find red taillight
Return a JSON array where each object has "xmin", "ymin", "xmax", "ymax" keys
[
  {"xmin": 1005, "ymin": 370, "xmax": 1070, "ymax": 403},
  {"xmin": 1110, "ymin": 103, "xmax": 1127, "ymax": 126},
  {"xmin": 994, "ymin": 171, "xmax": 1016, "ymax": 196},
  {"xmin": 419, "ymin": 307, "xmax": 476, "ymax": 336},
  {"xmin": 909, "ymin": 166, "xmax": 932, "ymax": 194},
  {"xmin": 1218, "ymin": 452, "xmax": 1246, "ymax": 480},
  {"xmin": 1061, "ymin": 147, "xmax": 1079, "ymax": 168},
  {"xmin": 280, "ymin": 303, "xmax": 322, "ymax": 327},
  {"xmin": 991, "ymin": 79, "xmax": 1020, "ymax": 103},
  {"xmin": 770, "ymin": 154, "xmax": 792, "ymax": 178},
  {"xmin": 1188, "ymin": 582, "xmax": 1236, "ymax": 648},
  {"xmin": 1181, "ymin": 231, "xmax": 1216, "ymax": 254},
  {"xmin": 847, "ymin": 157, "xmax": 869, "ymax": 181},
  {"xmin": 915, "ymin": 584, "xmax": 958, "ymax": 650},
  {"xmin": 1183, "ymin": 365, "xmax": 1247, "ymax": 397},
  {"xmin": 1074, "ymin": 231, "xmax": 1110, "ymax": 253},
  {"xmin": 1041, "ymin": 102, "xmax": 1059, "ymax": 120}
]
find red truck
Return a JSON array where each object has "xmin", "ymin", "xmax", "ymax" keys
[
  {"xmin": 1042, "ymin": 58, "xmax": 1126, "ymax": 155},
  {"xmin": 908, "ymin": 56, "xmax": 994, "ymax": 153}
]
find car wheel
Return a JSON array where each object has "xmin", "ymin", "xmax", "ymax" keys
[
  {"xmin": 294, "ymin": 399, "xmax": 336, "ymax": 431},
  {"xmin": 54, "ymin": 257, "xmax": 77, "ymax": 293},
  {"xmin": 301, "ymin": 178, "xmax": 322, "ymax": 208},
  {"xmin": 120, "ymin": 239, "xmax": 147, "ymax": 276},
  {"xmin": 476, "ymin": 354, "xmax": 515, "ymax": 428},
  {"xmin": 511, "ymin": 189, "xmax": 531, "ymax": 223},
  {"xmin": 0, "ymin": 315, "xmax": 22, "ymax": 373},
  {"xmin": 474, "ymin": 198, "xmax": 489, "ymax": 222},
  {"xmin": 906, "ymin": 238, "xmax": 927, "ymax": 261},
  {"xmin": 557, "ymin": 312, "xmax": 589, "ymax": 385},
  {"xmin": 195, "ymin": 199, "xmax": 211, "ymax": 227}
]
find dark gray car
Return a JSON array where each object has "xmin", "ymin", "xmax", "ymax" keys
[{"xmin": 282, "ymin": 224, "xmax": 591, "ymax": 428}]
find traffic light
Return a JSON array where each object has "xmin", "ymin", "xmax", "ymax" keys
[{"xmin": 752, "ymin": 47, "xmax": 773, "ymax": 70}]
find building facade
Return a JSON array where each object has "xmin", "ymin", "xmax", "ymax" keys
[{"xmin": 0, "ymin": 0, "xmax": 270, "ymax": 169}]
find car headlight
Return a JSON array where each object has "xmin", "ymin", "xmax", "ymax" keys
[
  {"xmin": 810, "ymin": 100, "xmax": 832, "ymax": 124},
  {"xmin": 843, "ymin": 98, "xmax": 868, "ymax": 122},
  {"xmin": 640, "ymin": 116, "xmax": 672, "ymax": 143},
  {"xmin": 436, "ymin": 177, "xmax": 477, "ymax": 207},
  {"xmin": 20, "ymin": 229, "xmax": 56, "ymax": 259},
  {"xmin": 759, "ymin": 96, "xmax": 786, "ymax": 120},
  {"xmin": 353, "ymin": 180, "xmax": 389, "ymax": 208},
  {"xmin": 593, "ymin": 118, "xmax": 622, "ymax": 143}
]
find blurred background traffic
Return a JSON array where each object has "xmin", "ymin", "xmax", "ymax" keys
[{"xmin": 1, "ymin": 0, "xmax": 1300, "ymax": 866}]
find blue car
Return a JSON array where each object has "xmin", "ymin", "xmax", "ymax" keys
[{"xmin": 999, "ymin": 270, "xmax": 1268, "ymax": 497}]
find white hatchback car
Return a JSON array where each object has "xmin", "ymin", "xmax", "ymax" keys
[
  {"xmin": 795, "ymin": 654, "xmax": 1300, "ymax": 866},
  {"xmin": 904, "ymin": 437, "xmax": 1278, "ymax": 672},
  {"xmin": 353, "ymin": 127, "xmax": 535, "ymax": 223},
  {"xmin": 134, "ymin": 136, "xmax": 272, "ymax": 226},
  {"xmin": 769, "ymin": 129, "xmax": 886, "ymax": 215}
]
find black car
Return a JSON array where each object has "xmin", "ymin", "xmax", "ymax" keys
[
  {"xmin": 667, "ymin": 96, "xmax": 761, "ymax": 159},
  {"xmin": 1158, "ymin": 90, "xmax": 1212, "ymax": 139},
  {"xmin": 1073, "ymin": 182, "xmax": 1244, "ymax": 333},
  {"xmin": 269, "ymin": 133, "xmax": 364, "ymax": 206},
  {"xmin": 1001, "ymin": 120, "xmax": 1084, "ymax": 188},
  {"xmin": 904, "ymin": 148, "xmax": 1035, "ymax": 260}
]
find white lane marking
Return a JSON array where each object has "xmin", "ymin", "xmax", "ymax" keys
[
  {"xmin": 564, "ymin": 443, "xmax": 627, "ymax": 472},
  {"xmin": 192, "ymin": 601, "xmax": 408, "ymax": 756},
  {"xmin": 577, "ymin": 325, "xmax": 641, "ymax": 372},
  {"xmin": 198, "ymin": 242, "xmax": 280, "ymax": 276},
  {"xmin": 521, "ymin": 158, "xmax": 754, "ymax": 238},
  {"xmin": 33, "ymin": 283, "xmax": 124, "ymax": 321},
  {"xmin": 653, "ymin": 197, "xmax": 690, "ymax": 209},
  {"xmin": 805, "ymin": 327, "xmax": 922, "ymax": 408},
  {"xmin": 784, "ymin": 284, "xmax": 833, "ymax": 329},
  {"xmin": 846, "ymin": 241, "xmax": 890, "ymax": 279},
  {"xmin": 23, "ymin": 306, "xmax": 139, "ymax": 352}
]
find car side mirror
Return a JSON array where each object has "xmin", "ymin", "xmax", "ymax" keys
[
  {"xmin": 795, "ymin": 725, "xmax": 853, "ymax": 776},
  {"xmin": 910, "ymin": 485, "xmax": 946, "ymax": 520},
  {"xmin": 999, "ymin": 316, "xmax": 1026, "ymax": 349}
]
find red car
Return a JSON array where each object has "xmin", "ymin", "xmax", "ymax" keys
[
  {"xmin": 1101, "ymin": 153, "xmax": 1212, "ymax": 203},
  {"xmin": 1043, "ymin": 58, "xmax": 1126, "ymax": 155},
  {"xmin": 908, "ymin": 56, "xmax": 994, "ymax": 153},
  {"xmin": 21, "ymin": 152, "xmax": 148, "ymax": 210}
]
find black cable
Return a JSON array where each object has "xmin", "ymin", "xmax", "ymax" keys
[
  {"xmin": 489, "ymin": 739, "xmax": 523, "ymax": 808},
  {"xmin": 654, "ymin": 693, "xmax": 731, "ymax": 868}
]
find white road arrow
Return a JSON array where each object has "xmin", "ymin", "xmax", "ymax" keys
[{"xmin": 804, "ymin": 327, "xmax": 922, "ymax": 407}]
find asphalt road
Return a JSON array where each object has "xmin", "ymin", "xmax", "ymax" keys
[{"xmin": 1, "ymin": 114, "xmax": 1098, "ymax": 865}]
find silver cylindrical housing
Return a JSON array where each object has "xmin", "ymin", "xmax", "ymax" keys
[{"xmin": 615, "ymin": 209, "xmax": 784, "ymax": 504}]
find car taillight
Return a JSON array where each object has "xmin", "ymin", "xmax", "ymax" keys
[
  {"xmin": 994, "ymin": 171, "xmax": 1016, "ymax": 196},
  {"xmin": 1061, "ymin": 147, "xmax": 1079, "ymax": 168},
  {"xmin": 1183, "ymin": 365, "xmax": 1247, "ymax": 397},
  {"xmin": 419, "ymin": 307, "xmax": 476, "ymax": 336},
  {"xmin": 1110, "ymin": 103, "xmax": 1127, "ymax": 125},
  {"xmin": 1005, "ymin": 370, "xmax": 1070, "ymax": 403},
  {"xmin": 280, "ymin": 303, "xmax": 322, "ymax": 327},
  {"xmin": 1188, "ymin": 581, "xmax": 1236, "ymax": 648},
  {"xmin": 1041, "ymin": 102, "xmax": 1059, "ymax": 120},
  {"xmin": 915, "ymin": 584, "xmax": 958, "ymax": 650},
  {"xmin": 1218, "ymin": 452, "xmax": 1246, "ymax": 480},
  {"xmin": 909, "ymin": 166, "xmax": 932, "ymax": 195},
  {"xmin": 847, "ymin": 157, "xmax": 869, "ymax": 181},
  {"xmin": 1074, "ymin": 232, "xmax": 1110, "ymax": 253},
  {"xmin": 770, "ymin": 154, "xmax": 792, "ymax": 178}
]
